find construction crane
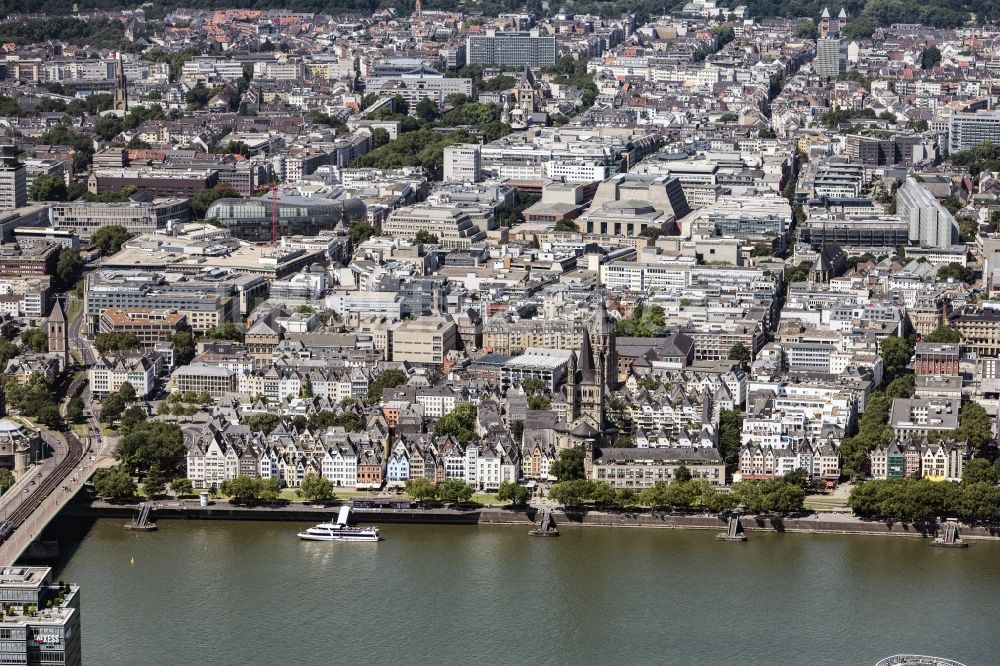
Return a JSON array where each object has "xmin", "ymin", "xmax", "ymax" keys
[{"xmin": 270, "ymin": 185, "xmax": 279, "ymax": 243}]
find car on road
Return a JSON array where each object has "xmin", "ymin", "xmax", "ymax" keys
[{"xmin": 0, "ymin": 521, "xmax": 13, "ymax": 542}]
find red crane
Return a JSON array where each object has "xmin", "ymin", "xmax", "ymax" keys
[{"xmin": 270, "ymin": 185, "xmax": 279, "ymax": 243}]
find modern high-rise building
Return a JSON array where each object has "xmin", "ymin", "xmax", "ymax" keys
[
  {"xmin": 947, "ymin": 109, "xmax": 1000, "ymax": 153},
  {"xmin": 466, "ymin": 30, "xmax": 557, "ymax": 67},
  {"xmin": 442, "ymin": 144, "xmax": 482, "ymax": 183},
  {"xmin": 815, "ymin": 38, "xmax": 842, "ymax": 78},
  {"xmin": 0, "ymin": 145, "xmax": 27, "ymax": 210},
  {"xmin": 896, "ymin": 177, "xmax": 959, "ymax": 250},
  {"xmin": 0, "ymin": 567, "xmax": 82, "ymax": 666}
]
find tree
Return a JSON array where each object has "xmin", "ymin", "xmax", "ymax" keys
[
  {"xmin": 921, "ymin": 45, "xmax": 942, "ymax": 70},
  {"xmin": 957, "ymin": 401, "xmax": 993, "ymax": 458},
  {"xmin": 20, "ymin": 329, "xmax": 48, "ymax": 353},
  {"xmin": 66, "ymin": 397, "xmax": 85, "ymax": 424},
  {"xmin": 880, "ymin": 335, "xmax": 912, "ymax": 378},
  {"xmin": 783, "ymin": 468, "xmax": 810, "ymax": 489},
  {"xmin": 36, "ymin": 404, "xmax": 62, "ymax": 429},
  {"xmin": 437, "ymin": 478, "xmax": 474, "ymax": 504},
  {"xmin": 732, "ymin": 479, "xmax": 805, "ymax": 514},
  {"xmin": 92, "ymin": 468, "xmax": 136, "ymax": 500},
  {"xmin": 100, "ymin": 393, "xmax": 125, "ymax": 425},
  {"xmin": 170, "ymin": 478, "xmax": 194, "ymax": 497},
  {"xmin": 191, "ymin": 185, "xmax": 238, "ymax": 219},
  {"xmin": 218, "ymin": 476, "xmax": 261, "ymax": 504},
  {"xmin": 242, "ymin": 413, "xmax": 283, "ymax": 435},
  {"xmin": 94, "ymin": 116, "xmax": 122, "ymax": 141},
  {"xmin": 527, "ymin": 395, "xmax": 551, "ymax": 410},
  {"xmin": 91, "ymin": 225, "xmax": 133, "ymax": 254},
  {"xmin": 550, "ymin": 447, "xmax": 586, "ymax": 482},
  {"xmin": 433, "ymin": 404, "xmax": 478, "ymax": 445},
  {"xmin": 114, "ymin": 421, "xmax": 185, "ymax": 475},
  {"xmin": 794, "ymin": 19, "xmax": 818, "ymax": 40},
  {"xmin": 673, "ymin": 464, "xmax": 693, "ymax": 483},
  {"xmin": 405, "ymin": 477, "xmax": 438, "ymax": 504},
  {"xmin": 415, "ymin": 97, "xmax": 439, "ymax": 123},
  {"xmin": 936, "ymin": 262, "xmax": 974, "ymax": 284},
  {"xmin": 0, "ymin": 470, "xmax": 13, "ymax": 495},
  {"xmin": 639, "ymin": 480, "xmax": 672, "ymax": 511},
  {"xmin": 719, "ymin": 410, "xmax": 742, "ymax": 465},
  {"xmin": 142, "ymin": 464, "xmax": 166, "ymax": 498},
  {"xmin": 885, "ymin": 374, "xmax": 915, "ymax": 399},
  {"xmin": 257, "ymin": 478, "xmax": 280, "ymax": 502},
  {"xmin": 962, "ymin": 458, "xmax": 999, "ymax": 485},
  {"xmin": 349, "ymin": 221, "xmax": 377, "ymax": 247},
  {"xmin": 28, "ymin": 174, "xmax": 67, "ymax": 202},
  {"xmin": 55, "ymin": 248, "xmax": 83, "ymax": 290},
  {"xmin": 298, "ymin": 472, "xmax": 336, "ymax": 503},
  {"xmin": 414, "ymin": 230, "xmax": 438, "ymax": 244},
  {"xmin": 923, "ymin": 325, "xmax": 961, "ymax": 344},
  {"xmin": 93, "ymin": 332, "xmax": 141, "ymax": 354},
  {"xmin": 549, "ymin": 479, "xmax": 593, "ymax": 508},
  {"xmin": 371, "ymin": 128, "xmax": 390, "ymax": 149},
  {"xmin": 496, "ymin": 480, "xmax": 531, "ymax": 507},
  {"xmin": 614, "ymin": 302, "xmax": 666, "ymax": 337},
  {"xmin": 202, "ymin": 322, "xmax": 244, "ymax": 343},
  {"xmin": 553, "ymin": 220, "xmax": 579, "ymax": 233},
  {"xmin": 727, "ymin": 343, "xmax": 751, "ymax": 363},
  {"xmin": 117, "ymin": 381, "xmax": 137, "ymax": 404},
  {"xmin": 170, "ymin": 331, "xmax": 196, "ymax": 365}
]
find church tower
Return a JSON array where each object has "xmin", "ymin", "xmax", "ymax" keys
[
  {"xmin": 114, "ymin": 55, "xmax": 129, "ymax": 113},
  {"xmin": 589, "ymin": 299, "xmax": 617, "ymax": 389},
  {"xmin": 575, "ymin": 333, "xmax": 606, "ymax": 432},
  {"xmin": 48, "ymin": 298, "xmax": 68, "ymax": 369}
]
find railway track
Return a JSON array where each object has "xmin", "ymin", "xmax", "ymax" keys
[
  {"xmin": 5, "ymin": 431, "xmax": 84, "ymax": 532},
  {"xmin": 4, "ymin": 367, "xmax": 91, "ymax": 537}
]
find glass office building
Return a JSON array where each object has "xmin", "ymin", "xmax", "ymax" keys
[{"xmin": 206, "ymin": 195, "xmax": 366, "ymax": 242}]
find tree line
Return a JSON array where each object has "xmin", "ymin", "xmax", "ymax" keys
[
  {"xmin": 850, "ymin": 461, "xmax": 1000, "ymax": 523},
  {"xmin": 547, "ymin": 475, "xmax": 806, "ymax": 514}
]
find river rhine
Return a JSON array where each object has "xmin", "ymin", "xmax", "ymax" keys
[{"xmin": 53, "ymin": 518, "xmax": 999, "ymax": 665}]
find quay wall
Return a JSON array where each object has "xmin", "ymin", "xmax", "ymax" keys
[{"xmin": 63, "ymin": 500, "xmax": 1000, "ymax": 540}]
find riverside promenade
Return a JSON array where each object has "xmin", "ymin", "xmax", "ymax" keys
[{"xmin": 61, "ymin": 498, "xmax": 1000, "ymax": 541}]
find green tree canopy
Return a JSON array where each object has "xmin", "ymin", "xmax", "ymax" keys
[
  {"xmin": 191, "ymin": 185, "xmax": 238, "ymax": 219},
  {"xmin": 437, "ymin": 478, "xmax": 474, "ymax": 504},
  {"xmin": 923, "ymin": 325, "xmax": 961, "ymax": 344},
  {"xmin": 936, "ymin": 262, "xmax": 974, "ymax": 284},
  {"xmin": 114, "ymin": 421, "xmax": 185, "ymax": 475},
  {"xmin": 405, "ymin": 477, "xmax": 438, "ymax": 504},
  {"xmin": 298, "ymin": 472, "xmax": 336, "ymax": 503},
  {"xmin": 20, "ymin": 329, "xmax": 48, "ymax": 353},
  {"xmin": 28, "ymin": 174, "xmax": 67, "ymax": 202},
  {"xmin": 93, "ymin": 332, "xmax": 141, "ymax": 355},
  {"xmin": 614, "ymin": 302, "xmax": 665, "ymax": 337},
  {"xmin": 433, "ymin": 403, "xmax": 478, "ymax": 445},
  {"xmin": 550, "ymin": 447, "xmax": 586, "ymax": 482},
  {"xmin": 170, "ymin": 478, "xmax": 194, "ymax": 497},
  {"xmin": 92, "ymin": 467, "xmax": 136, "ymax": 500},
  {"xmin": 368, "ymin": 369, "xmax": 409, "ymax": 402},
  {"xmin": 91, "ymin": 225, "xmax": 134, "ymax": 255},
  {"xmin": 727, "ymin": 343, "xmax": 751, "ymax": 363},
  {"xmin": 142, "ymin": 464, "xmax": 166, "ymax": 498},
  {"xmin": 243, "ymin": 413, "xmax": 283, "ymax": 435},
  {"xmin": 55, "ymin": 248, "xmax": 83, "ymax": 290},
  {"xmin": 496, "ymin": 480, "xmax": 531, "ymax": 507},
  {"xmin": 880, "ymin": 335, "xmax": 913, "ymax": 378},
  {"xmin": 794, "ymin": 19, "xmax": 818, "ymax": 39}
]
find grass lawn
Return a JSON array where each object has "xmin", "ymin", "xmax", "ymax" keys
[
  {"xmin": 805, "ymin": 495, "xmax": 848, "ymax": 505},
  {"xmin": 471, "ymin": 493, "xmax": 503, "ymax": 506}
]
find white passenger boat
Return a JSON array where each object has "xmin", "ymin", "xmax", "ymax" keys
[{"xmin": 297, "ymin": 506, "xmax": 381, "ymax": 542}]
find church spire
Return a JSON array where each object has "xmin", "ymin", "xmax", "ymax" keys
[{"xmin": 114, "ymin": 54, "xmax": 128, "ymax": 114}]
